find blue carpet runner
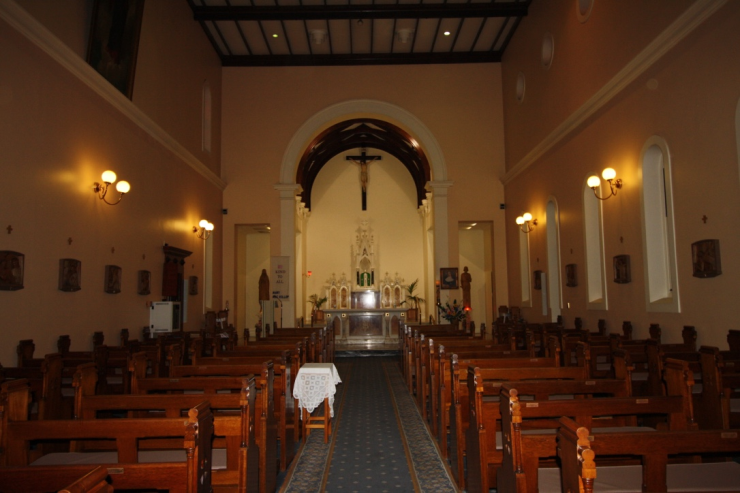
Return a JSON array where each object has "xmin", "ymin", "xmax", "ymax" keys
[{"xmin": 280, "ymin": 356, "xmax": 457, "ymax": 492}]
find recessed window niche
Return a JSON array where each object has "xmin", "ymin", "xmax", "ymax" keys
[
  {"xmin": 516, "ymin": 72, "xmax": 526, "ymax": 103},
  {"xmin": 541, "ymin": 33, "xmax": 554, "ymax": 69},
  {"xmin": 577, "ymin": 0, "xmax": 594, "ymax": 23}
]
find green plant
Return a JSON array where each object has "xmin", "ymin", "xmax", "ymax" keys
[
  {"xmin": 400, "ymin": 279, "xmax": 426, "ymax": 310},
  {"xmin": 307, "ymin": 294, "xmax": 327, "ymax": 310}
]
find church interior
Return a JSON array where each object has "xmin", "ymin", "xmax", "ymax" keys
[{"xmin": 1, "ymin": 0, "xmax": 740, "ymax": 489}]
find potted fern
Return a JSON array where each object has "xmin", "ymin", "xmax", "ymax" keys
[
  {"xmin": 400, "ymin": 279, "xmax": 425, "ymax": 323},
  {"xmin": 308, "ymin": 294, "xmax": 328, "ymax": 324}
]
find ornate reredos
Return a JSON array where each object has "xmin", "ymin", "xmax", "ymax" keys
[{"xmin": 352, "ymin": 220, "xmax": 376, "ymax": 289}]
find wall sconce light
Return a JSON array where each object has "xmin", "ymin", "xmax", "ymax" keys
[
  {"xmin": 587, "ymin": 167, "xmax": 622, "ymax": 200},
  {"xmin": 193, "ymin": 219, "xmax": 214, "ymax": 240},
  {"xmin": 516, "ymin": 212, "xmax": 537, "ymax": 233},
  {"xmin": 93, "ymin": 170, "xmax": 130, "ymax": 205}
]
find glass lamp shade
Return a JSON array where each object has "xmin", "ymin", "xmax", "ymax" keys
[
  {"xmin": 522, "ymin": 212, "xmax": 533, "ymax": 222},
  {"xmin": 587, "ymin": 175, "xmax": 601, "ymax": 188},
  {"xmin": 115, "ymin": 180, "xmax": 130, "ymax": 193},
  {"xmin": 101, "ymin": 170, "xmax": 117, "ymax": 184},
  {"xmin": 516, "ymin": 216, "xmax": 525, "ymax": 225},
  {"xmin": 601, "ymin": 168, "xmax": 617, "ymax": 181},
  {"xmin": 205, "ymin": 222, "xmax": 215, "ymax": 231},
  {"xmin": 199, "ymin": 219, "xmax": 209, "ymax": 228}
]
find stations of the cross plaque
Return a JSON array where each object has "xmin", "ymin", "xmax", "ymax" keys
[{"xmin": 346, "ymin": 148, "xmax": 381, "ymax": 211}]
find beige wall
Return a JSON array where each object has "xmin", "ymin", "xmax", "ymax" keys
[
  {"xmin": 502, "ymin": 1, "xmax": 740, "ymax": 347},
  {"xmin": 0, "ymin": 1, "xmax": 223, "ymax": 363},
  {"xmin": 305, "ymin": 151, "xmax": 426, "ymax": 318},
  {"xmin": 221, "ymin": 63, "xmax": 509, "ymax": 328}
]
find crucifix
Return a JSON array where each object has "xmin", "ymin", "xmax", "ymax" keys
[{"xmin": 346, "ymin": 148, "xmax": 381, "ymax": 211}]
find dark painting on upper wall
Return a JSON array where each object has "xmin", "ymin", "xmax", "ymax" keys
[
  {"xmin": 692, "ymin": 239, "xmax": 721, "ymax": 278},
  {"xmin": 0, "ymin": 251, "xmax": 24, "ymax": 291},
  {"xmin": 105, "ymin": 265, "xmax": 122, "ymax": 294},
  {"xmin": 613, "ymin": 255, "xmax": 631, "ymax": 284},
  {"xmin": 565, "ymin": 264, "xmax": 577, "ymax": 287},
  {"xmin": 87, "ymin": 0, "xmax": 145, "ymax": 99},
  {"xmin": 59, "ymin": 259, "xmax": 81, "ymax": 292}
]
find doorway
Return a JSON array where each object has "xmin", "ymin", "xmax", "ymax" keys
[
  {"xmin": 235, "ymin": 224, "xmax": 271, "ymax": 334},
  {"xmin": 458, "ymin": 221, "xmax": 494, "ymax": 330}
]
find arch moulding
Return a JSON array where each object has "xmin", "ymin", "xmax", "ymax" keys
[{"xmin": 275, "ymin": 100, "xmax": 451, "ymax": 325}]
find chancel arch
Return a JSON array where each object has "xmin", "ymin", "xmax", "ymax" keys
[{"xmin": 277, "ymin": 100, "xmax": 450, "ymax": 326}]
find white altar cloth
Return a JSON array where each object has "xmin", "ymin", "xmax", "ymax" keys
[{"xmin": 293, "ymin": 363, "xmax": 342, "ymax": 417}]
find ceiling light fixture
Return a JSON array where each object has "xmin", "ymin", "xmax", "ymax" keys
[
  {"xmin": 443, "ymin": 31, "xmax": 451, "ymax": 36},
  {"xmin": 93, "ymin": 170, "xmax": 130, "ymax": 205},
  {"xmin": 310, "ymin": 29, "xmax": 327, "ymax": 45},
  {"xmin": 587, "ymin": 168, "xmax": 623, "ymax": 200},
  {"xmin": 396, "ymin": 28, "xmax": 414, "ymax": 43},
  {"xmin": 515, "ymin": 212, "xmax": 537, "ymax": 233}
]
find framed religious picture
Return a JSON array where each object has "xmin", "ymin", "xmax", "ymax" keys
[
  {"xmin": 565, "ymin": 264, "xmax": 577, "ymax": 287},
  {"xmin": 189, "ymin": 276, "xmax": 199, "ymax": 295},
  {"xmin": 533, "ymin": 270, "xmax": 543, "ymax": 290},
  {"xmin": 692, "ymin": 239, "xmax": 721, "ymax": 278},
  {"xmin": 440, "ymin": 268, "xmax": 459, "ymax": 290},
  {"xmin": 613, "ymin": 255, "xmax": 631, "ymax": 284},
  {"xmin": 59, "ymin": 259, "xmax": 81, "ymax": 292},
  {"xmin": 137, "ymin": 270, "xmax": 151, "ymax": 295},
  {"xmin": 104, "ymin": 265, "xmax": 122, "ymax": 294},
  {"xmin": 0, "ymin": 251, "xmax": 24, "ymax": 291},
  {"xmin": 86, "ymin": 0, "xmax": 145, "ymax": 99}
]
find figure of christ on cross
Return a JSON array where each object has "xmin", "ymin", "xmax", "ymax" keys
[{"xmin": 346, "ymin": 148, "xmax": 381, "ymax": 211}]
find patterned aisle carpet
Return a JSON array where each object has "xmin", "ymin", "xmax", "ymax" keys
[{"xmin": 280, "ymin": 356, "xmax": 457, "ymax": 492}]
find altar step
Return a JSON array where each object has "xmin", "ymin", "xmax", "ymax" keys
[{"xmin": 335, "ymin": 339, "xmax": 400, "ymax": 356}]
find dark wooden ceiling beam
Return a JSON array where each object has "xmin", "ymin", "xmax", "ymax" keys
[
  {"xmin": 221, "ymin": 50, "xmax": 501, "ymax": 66},
  {"xmin": 193, "ymin": 4, "xmax": 529, "ymax": 22}
]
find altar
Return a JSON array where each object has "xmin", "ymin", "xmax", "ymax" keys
[
  {"xmin": 325, "ymin": 304, "xmax": 406, "ymax": 343},
  {"xmin": 319, "ymin": 222, "xmax": 410, "ymax": 344}
]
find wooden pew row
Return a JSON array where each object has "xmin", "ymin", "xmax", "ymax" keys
[
  {"xmin": 492, "ymin": 359, "xmax": 695, "ymax": 493},
  {"xmin": 431, "ymin": 344, "xmax": 561, "ymax": 459},
  {"xmin": 0, "ymin": 380, "xmax": 215, "ymax": 493},
  {"xmin": 125, "ymin": 357, "xmax": 278, "ymax": 492},
  {"xmin": 261, "ymin": 327, "xmax": 334, "ymax": 362},
  {"xmin": 74, "ymin": 370, "xmax": 260, "ymax": 493},
  {"xmin": 417, "ymin": 337, "xmax": 526, "ymax": 419},
  {"xmin": 1, "ymin": 352, "xmax": 63, "ymax": 421},
  {"xmin": 558, "ymin": 417, "xmax": 740, "ymax": 493},
  {"xmin": 169, "ymin": 356, "xmax": 296, "ymax": 471},
  {"xmin": 447, "ymin": 359, "xmax": 591, "ymax": 489},
  {"xmin": 402, "ymin": 327, "xmax": 483, "ymax": 392}
]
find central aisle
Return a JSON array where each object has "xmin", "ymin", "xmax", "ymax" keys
[{"xmin": 281, "ymin": 356, "xmax": 457, "ymax": 492}]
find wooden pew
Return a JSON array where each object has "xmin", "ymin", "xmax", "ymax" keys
[
  {"xmin": 127, "ymin": 356, "xmax": 277, "ymax": 492},
  {"xmin": 493, "ymin": 359, "xmax": 695, "ymax": 493},
  {"xmin": 1, "ymin": 352, "xmax": 63, "ymax": 421},
  {"xmin": 74, "ymin": 367, "xmax": 259, "ymax": 493},
  {"xmin": 170, "ymin": 356, "xmax": 296, "ymax": 471},
  {"xmin": 557, "ymin": 416, "xmax": 740, "ymax": 493},
  {"xmin": 432, "ymin": 344, "xmax": 560, "ymax": 460},
  {"xmin": 57, "ymin": 466, "xmax": 113, "ymax": 493},
  {"xmin": 0, "ymin": 380, "xmax": 215, "ymax": 493},
  {"xmin": 695, "ymin": 345, "xmax": 740, "ymax": 429},
  {"xmin": 448, "ymin": 360, "xmax": 591, "ymax": 489}
]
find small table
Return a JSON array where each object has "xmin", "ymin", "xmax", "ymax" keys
[{"xmin": 293, "ymin": 363, "xmax": 342, "ymax": 443}]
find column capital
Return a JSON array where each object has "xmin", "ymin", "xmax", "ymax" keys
[
  {"xmin": 425, "ymin": 180, "xmax": 454, "ymax": 197},
  {"xmin": 274, "ymin": 183, "xmax": 302, "ymax": 199}
]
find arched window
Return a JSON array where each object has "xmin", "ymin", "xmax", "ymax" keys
[
  {"xmin": 202, "ymin": 81, "xmax": 212, "ymax": 153},
  {"xmin": 519, "ymin": 229, "xmax": 531, "ymax": 306},
  {"xmin": 640, "ymin": 137, "xmax": 680, "ymax": 312},
  {"xmin": 583, "ymin": 178, "xmax": 607, "ymax": 309},
  {"xmin": 546, "ymin": 199, "xmax": 562, "ymax": 322},
  {"xmin": 204, "ymin": 233, "xmax": 213, "ymax": 310}
]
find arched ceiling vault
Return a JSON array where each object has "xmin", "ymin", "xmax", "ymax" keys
[{"xmin": 296, "ymin": 118, "xmax": 431, "ymax": 209}]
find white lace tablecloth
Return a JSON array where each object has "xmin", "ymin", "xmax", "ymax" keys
[{"xmin": 293, "ymin": 363, "xmax": 342, "ymax": 417}]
